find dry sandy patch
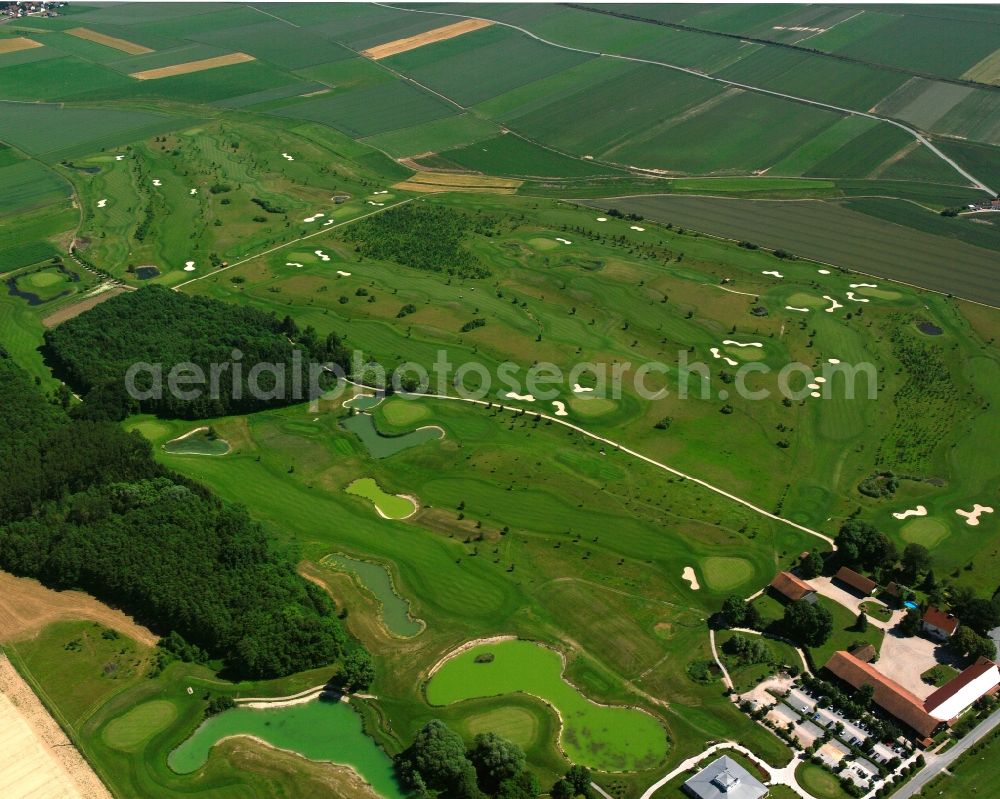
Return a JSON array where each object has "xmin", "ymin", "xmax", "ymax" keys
[
  {"xmin": 0, "ymin": 37, "xmax": 43, "ymax": 55},
  {"xmin": 0, "ymin": 656, "xmax": 113, "ymax": 799},
  {"xmin": 362, "ymin": 18, "xmax": 493, "ymax": 60},
  {"xmin": 130, "ymin": 52, "xmax": 254, "ymax": 80},
  {"xmin": 41, "ymin": 287, "xmax": 127, "ymax": 329},
  {"xmin": 0, "ymin": 570, "xmax": 156, "ymax": 646},
  {"xmin": 66, "ymin": 27, "xmax": 151, "ymax": 55}
]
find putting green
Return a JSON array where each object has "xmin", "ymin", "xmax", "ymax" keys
[
  {"xmin": 426, "ymin": 639, "xmax": 667, "ymax": 772},
  {"xmin": 345, "ymin": 478, "xmax": 416, "ymax": 519},
  {"xmin": 568, "ymin": 396, "xmax": 617, "ymax": 417},
  {"xmin": 103, "ymin": 700, "xmax": 177, "ymax": 751},
  {"xmin": 901, "ymin": 517, "xmax": 950, "ymax": 548},
  {"xmin": 380, "ymin": 398, "xmax": 430, "ymax": 426},
  {"xmin": 25, "ymin": 270, "xmax": 63, "ymax": 288},
  {"xmin": 527, "ymin": 237, "xmax": 559, "ymax": 251},
  {"xmin": 163, "ymin": 428, "xmax": 230, "ymax": 456},
  {"xmin": 857, "ymin": 286, "xmax": 901, "ymax": 300},
  {"xmin": 786, "ymin": 292, "xmax": 827, "ymax": 308},
  {"xmin": 462, "ymin": 706, "xmax": 539, "ymax": 749},
  {"xmin": 168, "ymin": 699, "xmax": 406, "ymax": 798},
  {"xmin": 724, "ymin": 346, "xmax": 766, "ymax": 362},
  {"xmin": 703, "ymin": 557, "xmax": 755, "ymax": 590}
]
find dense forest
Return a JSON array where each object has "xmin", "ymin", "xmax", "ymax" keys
[
  {"xmin": 0, "ymin": 352, "xmax": 352, "ymax": 678},
  {"xmin": 43, "ymin": 286, "xmax": 350, "ymax": 420},
  {"xmin": 341, "ymin": 203, "xmax": 497, "ymax": 278}
]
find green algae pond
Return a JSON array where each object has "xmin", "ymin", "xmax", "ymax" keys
[
  {"xmin": 168, "ymin": 697, "xmax": 406, "ymax": 798},
  {"xmin": 345, "ymin": 478, "xmax": 417, "ymax": 520},
  {"xmin": 163, "ymin": 427, "xmax": 230, "ymax": 456},
  {"xmin": 322, "ymin": 554, "xmax": 424, "ymax": 637},
  {"xmin": 341, "ymin": 413, "xmax": 443, "ymax": 459},
  {"xmin": 426, "ymin": 639, "xmax": 667, "ymax": 773}
]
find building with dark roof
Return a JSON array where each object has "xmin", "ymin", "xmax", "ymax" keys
[
  {"xmin": 834, "ymin": 566, "xmax": 877, "ymax": 596},
  {"xmin": 922, "ymin": 607, "xmax": 959, "ymax": 640},
  {"xmin": 824, "ymin": 651, "xmax": 940, "ymax": 739},
  {"xmin": 683, "ymin": 756, "xmax": 769, "ymax": 799},
  {"xmin": 769, "ymin": 571, "xmax": 817, "ymax": 603},
  {"xmin": 925, "ymin": 658, "xmax": 1000, "ymax": 722}
]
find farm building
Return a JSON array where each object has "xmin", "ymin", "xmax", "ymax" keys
[
  {"xmin": 834, "ymin": 566, "xmax": 876, "ymax": 596},
  {"xmin": 924, "ymin": 658, "xmax": 1000, "ymax": 722},
  {"xmin": 922, "ymin": 607, "xmax": 960, "ymax": 640},
  {"xmin": 769, "ymin": 571, "xmax": 817, "ymax": 603},
  {"xmin": 824, "ymin": 651, "xmax": 940, "ymax": 740},
  {"xmin": 683, "ymin": 756, "xmax": 768, "ymax": 799}
]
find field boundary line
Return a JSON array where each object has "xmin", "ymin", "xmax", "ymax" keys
[
  {"xmin": 173, "ymin": 198, "xmax": 412, "ymax": 290},
  {"xmin": 372, "ymin": 2, "xmax": 994, "ymax": 195},
  {"xmin": 246, "ymin": 5, "xmax": 299, "ymax": 27},
  {"xmin": 348, "ymin": 382, "xmax": 835, "ymax": 548}
]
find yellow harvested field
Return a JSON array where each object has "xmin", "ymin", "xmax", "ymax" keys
[
  {"xmin": 394, "ymin": 170, "xmax": 522, "ymax": 195},
  {"xmin": 66, "ymin": 27, "xmax": 152, "ymax": 55},
  {"xmin": 130, "ymin": 52, "xmax": 254, "ymax": 80},
  {"xmin": 962, "ymin": 46, "xmax": 1000, "ymax": 84},
  {"xmin": 0, "ymin": 37, "xmax": 43, "ymax": 55},
  {"xmin": 0, "ymin": 657, "xmax": 112, "ymax": 799},
  {"xmin": 0, "ymin": 570, "xmax": 156, "ymax": 646},
  {"xmin": 361, "ymin": 18, "xmax": 493, "ymax": 60}
]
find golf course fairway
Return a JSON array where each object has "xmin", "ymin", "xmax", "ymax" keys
[
  {"xmin": 167, "ymin": 698, "xmax": 406, "ymax": 798},
  {"xmin": 345, "ymin": 478, "xmax": 417, "ymax": 519},
  {"xmin": 426, "ymin": 640, "xmax": 667, "ymax": 772}
]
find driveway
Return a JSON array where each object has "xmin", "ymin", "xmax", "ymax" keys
[
  {"xmin": 810, "ymin": 577, "xmax": 898, "ymax": 629},
  {"xmin": 874, "ymin": 629, "xmax": 947, "ymax": 699}
]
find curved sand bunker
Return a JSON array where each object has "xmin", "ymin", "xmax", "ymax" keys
[
  {"xmin": 184, "ymin": 261, "xmax": 196, "ymax": 272},
  {"xmin": 710, "ymin": 347, "xmax": 738, "ymax": 367},
  {"xmin": 97, "ymin": 198, "xmax": 108, "ymax": 208},
  {"xmin": 314, "ymin": 250, "xmax": 330, "ymax": 261},
  {"xmin": 682, "ymin": 566, "xmax": 700, "ymax": 590},
  {"xmin": 555, "ymin": 237, "xmax": 572, "ymax": 245},
  {"xmin": 850, "ymin": 283, "xmax": 877, "ymax": 288},
  {"xmin": 786, "ymin": 306, "xmax": 809, "ymax": 313},
  {"xmin": 823, "ymin": 295, "xmax": 842, "ymax": 313},
  {"xmin": 337, "ymin": 270, "xmax": 351, "ymax": 277},
  {"xmin": 572, "ymin": 383, "xmax": 594, "ymax": 393},
  {"xmin": 303, "ymin": 213, "xmax": 325, "ymax": 223},
  {"xmin": 552, "ymin": 400, "xmax": 568, "ymax": 417},
  {"xmin": 723, "ymin": 340, "xmax": 763, "ymax": 348},
  {"xmin": 630, "ymin": 225, "xmax": 645, "ymax": 231},
  {"xmin": 152, "ymin": 179, "xmax": 162, "ymax": 186},
  {"xmin": 505, "ymin": 392, "xmax": 536, "ymax": 402},
  {"xmin": 893, "ymin": 505, "xmax": 928, "ymax": 520},
  {"xmin": 846, "ymin": 291, "xmax": 870, "ymax": 303},
  {"xmin": 286, "ymin": 262, "xmax": 304, "ymax": 268},
  {"xmin": 956, "ymin": 505, "xmax": 994, "ymax": 526},
  {"xmin": 762, "ymin": 270, "xmax": 783, "ymax": 278},
  {"xmin": 282, "ymin": 153, "xmax": 294, "ymax": 161}
]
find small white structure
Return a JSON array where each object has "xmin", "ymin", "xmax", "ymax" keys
[{"xmin": 925, "ymin": 659, "xmax": 1000, "ymax": 722}]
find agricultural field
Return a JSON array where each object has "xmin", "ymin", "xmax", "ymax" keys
[{"xmin": 2, "ymin": 6, "xmax": 1000, "ymax": 799}]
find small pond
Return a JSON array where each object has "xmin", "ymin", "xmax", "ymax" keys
[{"xmin": 322, "ymin": 554, "xmax": 423, "ymax": 637}]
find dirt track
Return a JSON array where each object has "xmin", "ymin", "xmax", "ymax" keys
[
  {"xmin": 361, "ymin": 18, "xmax": 492, "ymax": 59},
  {"xmin": 0, "ymin": 571, "xmax": 157, "ymax": 646}
]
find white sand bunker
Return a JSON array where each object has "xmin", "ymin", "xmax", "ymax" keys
[
  {"xmin": 323, "ymin": 219, "xmax": 335, "ymax": 226},
  {"xmin": 367, "ymin": 201, "xmax": 385, "ymax": 206},
  {"xmin": 817, "ymin": 269, "xmax": 830, "ymax": 275},
  {"xmin": 827, "ymin": 358, "xmax": 840, "ymax": 364},
  {"xmin": 810, "ymin": 391, "xmax": 821, "ymax": 398},
  {"xmin": 184, "ymin": 261, "xmax": 195, "ymax": 272},
  {"xmin": 850, "ymin": 283, "xmax": 877, "ymax": 288},
  {"xmin": 893, "ymin": 505, "xmax": 927, "ymax": 520},
  {"xmin": 286, "ymin": 262, "xmax": 304, "ymax": 268},
  {"xmin": 505, "ymin": 392, "xmax": 535, "ymax": 402},
  {"xmin": 814, "ymin": 376, "xmax": 826, "ymax": 384},
  {"xmin": 823, "ymin": 295, "xmax": 842, "ymax": 313},
  {"xmin": 190, "ymin": 188, "xmax": 198, "ymax": 195},
  {"xmin": 152, "ymin": 179, "xmax": 162, "ymax": 186},
  {"xmin": 96, "ymin": 198, "xmax": 107, "ymax": 208},
  {"xmin": 956, "ymin": 505, "xmax": 994, "ymax": 526},
  {"xmin": 596, "ymin": 217, "xmax": 607, "ymax": 222},
  {"xmin": 552, "ymin": 400, "xmax": 568, "ymax": 417},
  {"xmin": 115, "ymin": 154, "xmax": 125, "ymax": 161},
  {"xmin": 336, "ymin": 270, "xmax": 351, "ymax": 277},
  {"xmin": 808, "ymin": 383, "xmax": 819, "ymax": 390},
  {"xmin": 723, "ymin": 340, "xmax": 763, "ymax": 348},
  {"xmin": 555, "ymin": 237, "xmax": 572, "ymax": 245},
  {"xmin": 282, "ymin": 153, "xmax": 294, "ymax": 161},
  {"xmin": 630, "ymin": 225, "xmax": 645, "ymax": 231},
  {"xmin": 373, "ymin": 190, "xmax": 388, "ymax": 195},
  {"xmin": 682, "ymin": 566, "xmax": 700, "ymax": 590},
  {"xmin": 846, "ymin": 291, "xmax": 870, "ymax": 303},
  {"xmin": 762, "ymin": 270, "xmax": 783, "ymax": 278},
  {"xmin": 572, "ymin": 383, "xmax": 594, "ymax": 393},
  {"xmin": 314, "ymin": 250, "xmax": 330, "ymax": 262},
  {"xmin": 786, "ymin": 306, "xmax": 809, "ymax": 313},
  {"xmin": 303, "ymin": 213, "xmax": 325, "ymax": 223},
  {"xmin": 710, "ymin": 347, "xmax": 738, "ymax": 367}
]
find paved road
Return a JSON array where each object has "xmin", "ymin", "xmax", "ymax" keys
[
  {"xmin": 892, "ymin": 707, "xmax": 1000, "ymax": 798},
  {"xmin": 374, "ymin": 3, "xmax": 994, "ymax": 195}
]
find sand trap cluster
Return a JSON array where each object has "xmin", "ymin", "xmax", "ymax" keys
[
  {"xmin": 336, "ymin": 270, "xmax": 351, "ymax": 277},
  {"xmin": 846, "ymin": 291, "xmax": 870, "ymax": 303},
  {"xmin": 505, "ymin": 392, "xmax": 535, "ymax": 402},
  {"xmin": 596, "ymin": 217, "xmax": 607, "ymax": 222},
  {"xmin": 303, "ymin": 213, "xmax": 325, "ymax": 223},
  {"xmin": 710, "ymin": 347, "xmax": 738, "ymax": 367},
  {"xmin": 823, "ymin": 295, "xmax": 842, "ymax": 313},
  {"xmin": 552, "ymin": 400, "xmax": 568, "ymax": 417},
  {"xmin": 630, "ymin": 225, "xmax": 645, "ymax": 231},
  {"xmin": 152, "ymin": 179, "xmax": 162, "ymax": 186},
  {"xmin": 572, "ymin": 383, "xmax": 593, "ymax": 393},
  {"xmin": 893, "ymin": 505, "xmax": 928, "ymax": 520},
  {"xmin": 286, "ymin": 262, "xmax": 304, "ymax": 268},
  {"xmin": 956, "ymin": 504, "xmax": 994, "ymax": 526},
  {"xmin": 315, "ymin": 250, "xmax": 330, "ymax": 262},
  {"xmin": 184, "ymin": 261, "xmax": 196, "ymax": 272},
  {"xmin": 762, "ymin": 270, "xmax": 783, "ymax": 278},
  {"xmin": 786, "ymin": 306, "xmax": 809, "ymax": 313},
  {"xmin": 96, "ymin": 198, "xmax": 107, "ymax": 208},
  {"xmin": 723, "ymin": 340, "xmax": 763, "ymax": 348},
  {"xmin": 555, "ymin": 237, "xmax": 572, "ymax": 245},
  {"xmin": 682, "ymin": 566, "xmax": 700, "ymax": 590},
  {"xmin": 282, "ymin": 153, "xmax": 294, "ymax": 161}
]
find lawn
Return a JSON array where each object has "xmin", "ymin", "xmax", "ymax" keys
[{"xmin": 796, "ymin": 760, "xmax": 853, "ymax": 799}]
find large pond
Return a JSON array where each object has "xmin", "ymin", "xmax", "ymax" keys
[
  {"xmin": 427, "ymin": 639, "xmax": 667, "ymax": 773},
  {"xmin": 322, "ymin": 554, "xmax": 423, "ymax": 637},
  {"xmin": 341, "ymin": 413, "xmax": 442, "ymax": 459},
  {"xmin": 168, "ymin": 696, "xmax": 406, "ymax": 798}
]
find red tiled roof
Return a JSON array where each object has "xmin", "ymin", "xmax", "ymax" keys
[
  {"xmin": 825, "ymin": 651, "xmax": 939, "ymax": 738},
  {"xmin": 835, "ymin": 566, "xmax": 877, "ymax": 594},
  {"xmin": 769, "ymin": 571, "xmax": 815, "ymax": 601},
  {"xmin": 922, "ymin": 606, "xmax": 959, "ymax": 635},
  {"xmin": 924, "ymin": 658, "xmax": 998, "ymax": 713}
]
